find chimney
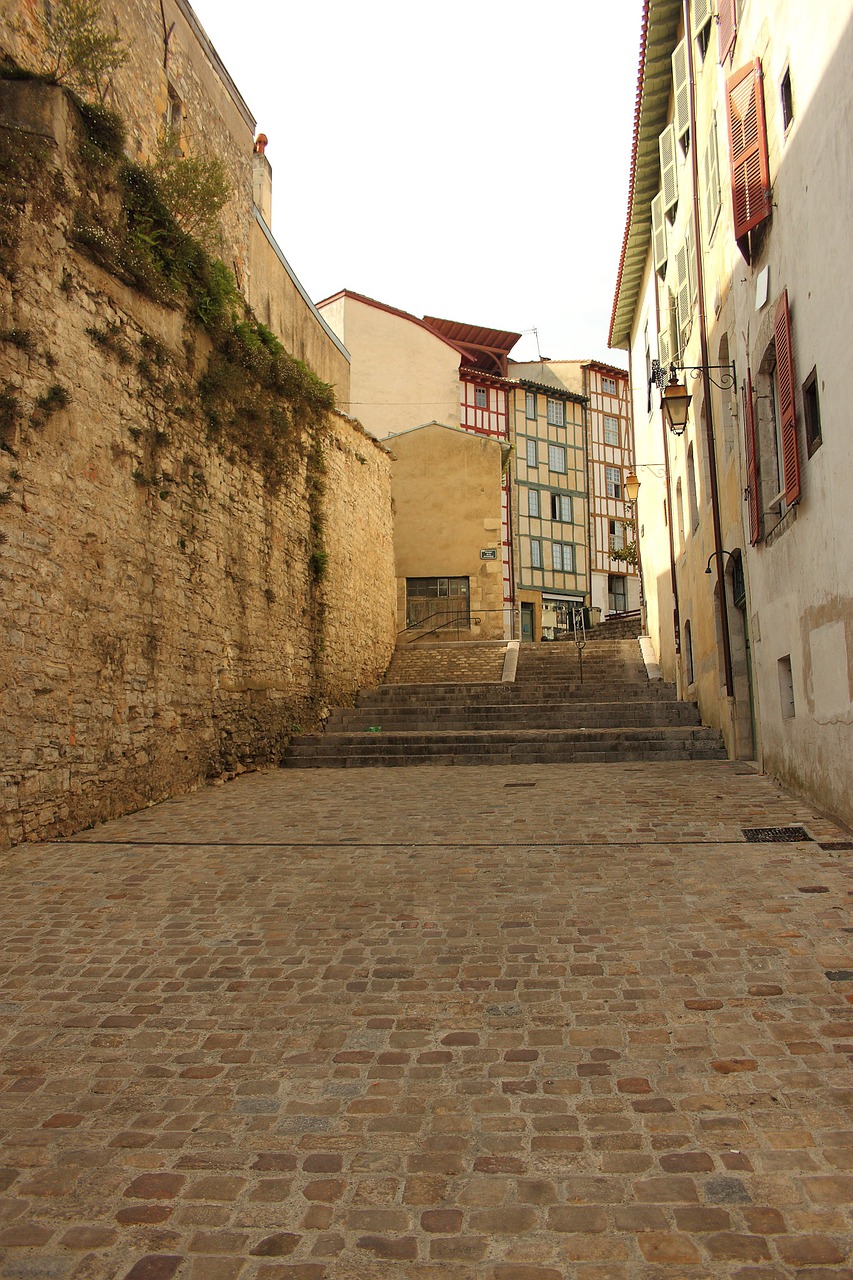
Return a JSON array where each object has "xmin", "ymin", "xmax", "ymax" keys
[{"xmin": 252, "ymin": 133, "xmax": 272, "ymax": 226}]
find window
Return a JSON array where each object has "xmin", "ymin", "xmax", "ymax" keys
[
  {"xmin": 165, "ymin": 84, "xmax": 184, "ymax": 149},
  {"xmin": 527, "ymin": 488, "xmax": 540, "ymax": 518},
  {"xmin": 526, "ymin": 439, "xmax": 537, "ymax": 467},
  {"xmin": 548, "ymin": 444, "xmax": 567, "ymax": 473},
  {"xmin": 803, "ymin": 367, "xmax": 822, "ymax": 457},
  {"xmin": 672, "ymin": 39, "xmax": 690, "ymax": 143},
  {"xmin": 676, "ymin": 477, "xmax": 685, "ymax": 549},
  {"xmin": 781, "ymin": 66, "xmax": 794, "ymax": 131},
  {"xmin": 546, "ymin": 398, "xmax": 565, "ymax": 426},
  {"xmin": 609, "ymin": 520, "xmax": 625, "ymax": 552},
  {"xmin": 603, "ymin": 415, "xmax": 620, "ymax": 446},
  {"xmin": 602, "ymin": 376, "xmax": 617, "ymax": 395},
  {"xmin": 530, "ymin": 539, "xmax": 542, "ymax": 569},
  {"xmin": 552, "ymin": 543, "xmax": 574, "ymax": 573},
  {"xmin": 693, "ymin": 0, "xmax": 714, "ymax": 55},
  {"xmin": 726, "ymin": 60, "xmax": 771, "ymax": 247},
  {"xmin": 703, "ymin": 112, "xmax": 722, "ymax": 238},
  {"xmin": 550, "ymin": 493, "xmax": 572, "ymax": 523},
  {"xmin": 659, "ymin": 123, "xmax": 679, "ymax": 218},
  {"xmin": 406, "ymin": 577, "xmax": 470, "ymax": 628},
  {"xmin": 605, "ymin": 465, "xmax": 622, "ymax": 498},
  {"xmin": 475, "ymin": 387, "xmax": 487, "ymax": 408},
  {"xmin": 684, "ymin": 620, "xmax": 694, "ymax": 684},
  {"xmin": 525, "ymin": 391, "xmax": 536, "ymax": 420},
  {"xmin": 651, "ymin": 192, "xmax": 668, "ymax": 275}
]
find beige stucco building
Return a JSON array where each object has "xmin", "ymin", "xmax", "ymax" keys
[
  {"xmin": 318, "ymin": 290, "xmax": 521, "ymax": 635},
  {"xmin": 390, "ymin": 424, "xmax": 506, "ymax": 641},
  {"xmin": 610, "ymin": 0, "xmax": 853, "ymax": 829}
]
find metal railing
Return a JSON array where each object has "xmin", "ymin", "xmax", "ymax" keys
[
  {"xmin": 570, "ymin": 605, "xmax": 586, "ymax": 685},
  {"xmin": 398, "ymin": 608, "xmax": 508, "ymax": 644}
]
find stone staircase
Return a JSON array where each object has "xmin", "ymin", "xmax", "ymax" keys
[{"xmin": 283, "ymin": 632, "xmax": 727, "ymax": 769}]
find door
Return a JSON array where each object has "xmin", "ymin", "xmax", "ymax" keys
[{"xmin": 521, "ymin": 603, "xmax": 534, "ymax": 643}]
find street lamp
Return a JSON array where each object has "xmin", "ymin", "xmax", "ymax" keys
[
  {"xmin": 624, "ymin": 470, "xmax": 641, "ymax": 505},
  {"xmin": 650, "ymin": 359, "xmax": 736, "ymax": 438}
]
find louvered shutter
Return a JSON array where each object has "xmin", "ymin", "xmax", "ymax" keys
[
  {"xmin": 672, "ymin": 40, "xmax": 690, "ymax": 141},
  {"xmin": 675, "ymin": 241, "xmax": 691, "ymax": 340},
  {"xmin": 658, "ymin": 329, "xmax": 671, "ymax": 369},
  {"xmin": 651, "ymin": 192, "xmax": 668, "ymax": 274},
  {"xmin": 726, "ymin": 60, "xmax": 771, "ymax": 241},
  {"xmin": 692, "ymin": 0, "xmax": 714, "ymax": 32},
  {"xmin": 718, "ymin": 0, "xmax": 736, "ymax": 63},
  {"xmin": 774, "ymin": 289, "xmax": 801, "ymax": 505},
  {"xmin": 703, "ymin": 112, "xmax": 722, "ymax": 235},
  {"xmin": 659, "ymin": 123, "xmax": 679, "ymax": 217},
  {"xmin": 743, "ymin": 371, "xmax": 760, "ymax": 544}
]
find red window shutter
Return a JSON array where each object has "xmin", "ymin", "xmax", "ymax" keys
[
  {"xmin": 743, "ymin": 371, "xmax": 760, "ymax": 545},
  {"xmin": 718, "ymin": 0, "xmax": 737, "ymax": 63},
  {"xmin": 774, "ymin": 289, "xmax": 801, "ymax": 505},
  {"xmin": 726, "ymin": 60, "xmax": 771, "ymax": 240}
]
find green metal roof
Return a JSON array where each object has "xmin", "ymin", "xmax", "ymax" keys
[{"xmin": 609, "ymin": 0, "xmax": 682, "ymax": 350}]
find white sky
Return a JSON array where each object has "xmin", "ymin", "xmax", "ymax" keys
[{"xmin": 190, "ymin": 0, "xmax": 643, "ymax": 366}]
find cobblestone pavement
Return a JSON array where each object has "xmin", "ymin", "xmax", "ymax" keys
[{"xmin": 1, "ymin": 761, "xmax": 851, "ymax": 1280}]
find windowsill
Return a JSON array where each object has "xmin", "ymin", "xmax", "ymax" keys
[{"xmin": 764, "ymin": 500, "xmax": 798, "ymax": 547}]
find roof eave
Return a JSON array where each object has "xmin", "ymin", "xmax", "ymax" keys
[{"xmin": 608, "ymin": 0, "xmax": 682, "ymax": 351}]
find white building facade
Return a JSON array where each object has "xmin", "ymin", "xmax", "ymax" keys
[{"xmin": 610, "ymin": 0, "xmax": 853, "ymax": 829}]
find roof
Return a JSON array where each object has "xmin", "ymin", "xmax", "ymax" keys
[
  {"xmin": 422, "ymin": 316, "xmax": 522, "ymax": 376},
  {"xmin": 315, "ymin": 290, "xmax": 472, "ymax": 359},
  {"xmin": 608, "ymin": 0, "xmax": 682, "ymax": 350},
  {"xmin": 513, "ymin": 376, "xmax": 587, "ymax": 404}
]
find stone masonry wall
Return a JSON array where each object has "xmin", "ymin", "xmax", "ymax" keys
[
  {"xmin": 0, "ymin": 88, "xmax": 396, "ymax": 847},
  {"xmin": 385, "ymin": 644, "xmax": 507, "ymax": 686}
]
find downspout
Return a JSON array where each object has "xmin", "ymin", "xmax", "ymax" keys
[
  {"xmin": 683, "ymin": 0, "xmax": 735, "ymax": 699},
  {"xmin": 625, "ymin": 361, "xmax": 645, "ymax": 627}
]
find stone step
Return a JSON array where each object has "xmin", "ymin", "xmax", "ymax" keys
[
  {"xmin": 327, "ymin": 701, "xmax": 703, "ymax": 732},
  {"xmin": 285, "ymin": 739, "xmax": 728, "ymax": 769},
  {"xmin": 360, "ymin": 683, "xmax": 680, "ymax": 707},
  {"xmin": 287, "ymin": 726, "xmax": 725, "ymax": 758}
]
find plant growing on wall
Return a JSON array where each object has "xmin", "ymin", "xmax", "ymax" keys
[
  {"xmin": 151, "ymin": 128, "xmax": 230, "ymax": 250},
  {"xmin": 610, "ymin": 541, "xmax": 639, "ymax": 566},
  {"xmin": 37, "ymin": 0, "xmax": 128, "ymax": 103}
]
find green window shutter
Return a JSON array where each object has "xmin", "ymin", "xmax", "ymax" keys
[
  {"xmin": 692, "ymin": 0, "xmax": 714, "ymax": 32},
  {"xmin": 672, "ymin": 40, "xmax": 690, "ymax": 141},
  {"xmin": 659, "ymin": 123, "xmax": 679, "ymax": 217},
  {"xmin": 651, "ymin": 192, "xmax": 668, "ymax": 274},
  {"xmin": 703, "ymin": 112, "xmax": 722, "ymax": 235}
]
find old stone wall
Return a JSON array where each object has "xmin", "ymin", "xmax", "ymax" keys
[
  {"xmin": 0, "ymin": 87, "xmax": 396, "ymax": 847},
  {"xmin": 385, "ymin": 644, "xmax": 507, "ymax": 686}
]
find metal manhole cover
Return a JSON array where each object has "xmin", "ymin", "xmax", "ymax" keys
[{"xmin": 742, "ymin": 826, "xmax": 812, "ymax": 843}]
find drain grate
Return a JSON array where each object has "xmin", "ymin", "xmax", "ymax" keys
[
  {"xmin": 504, "ymin": 782, "xmax": 536, "ymax": 788},
  {"xmin": 742, "ymin": 826, "xmax": 812, "ymax": 843},
  {"xmin": 819, "ymin": 841, "xmax": 853, "ymax": 851}
]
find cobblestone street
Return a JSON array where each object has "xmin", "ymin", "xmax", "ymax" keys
[{"xmin": 1, "ymin": 760, "xmax": 851, "ymax": 1280}]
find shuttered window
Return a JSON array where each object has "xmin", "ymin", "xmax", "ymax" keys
[
  {"xmin": 743, "ymin": 371, "xmax": 761, "ymax": 544},
  {"xmin": 672, "ymin": 40, "xmax": 690, "ymax": 142},
  {"xmin": 658, "ymin": 328, "xmax": 672, "ymax": 369},
  {"xmin": 703, "ymin": 111, "xmax": 722, "ymax": 236},
  {"xmin": 726, "ymin": 60, "xmax": 771, "ymax": 242},
  {"xmin": 659, "ymin": 123, "xmax": 679, "ymax": 218},
  {"xmin": 692, "ymin": 0, "xmax": 714, "ymax": 33},
  {"xmin": 774, "ymin": 289, "xmax": 801, "ymax": 505},
  {"xmin": 651, "ymin": 191, "xmax": 668, "ymax": 274},
  {"xmin": 718, "ymin": 0, "xmax": 737, "ymax": 63},
  {"xmin": 675, "ymin": 240, "xmax": 691, "ymax": 341}
]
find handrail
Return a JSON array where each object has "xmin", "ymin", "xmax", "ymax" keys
[
  {"xmin": 397, "ymin": 607, "xmax": 510, "ymax": 644},
  {"xmin": 570, "ymin": 604, "xmax": 586, "ymax": 685}
]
